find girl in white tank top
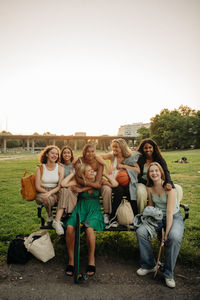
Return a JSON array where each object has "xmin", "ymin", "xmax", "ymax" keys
[
  {"xmin": 35, "ymin": 146, "xmax": 63, "ymax": 224},
  {"xmin": 42, "ymin": 163, "xmax": 59, "ymax": 188}
]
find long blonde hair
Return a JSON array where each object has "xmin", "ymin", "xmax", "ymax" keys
[
  {"xmin": 111, "ymin": 138, "xmax": 132, "ymax": 158},
  {"xmin": 77, "ymin": 163, "xmax": 90, "ymax": 182}
]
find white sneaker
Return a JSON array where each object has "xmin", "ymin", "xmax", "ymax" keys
[
  {"xmin": 52, "ymin": 220, "xmax": 64, "ymax": 235},
  {"xmin": 165, "ymin": 277, "xmax": 176, "ymax": 288},
  {"xmin": 105, "ymin": 221, "xmax": 119, "ymax": 230},
  {"xmin": 136, "ymin": 266, "xmax": 156, "ymax": 276},
  {"xmin": 103, "ymin": 214, "xmax": 110, "ymax": 224}
]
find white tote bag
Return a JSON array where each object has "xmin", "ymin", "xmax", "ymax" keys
[
  {"xmin": 24, "ymin": 230, "xmax": 55, "ymax": 263},
  {"xmin": 116, "ymin": 199, "xmax": 134, "ymax": 226}
]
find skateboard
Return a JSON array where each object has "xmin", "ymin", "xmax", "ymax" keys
[
  {"xmin": 154, "ymin": 228, "xmax": 165, "ymax": 278},
  {"xmin": 73, "ymin": 213, "xmax": 89, "ymax": 283}
]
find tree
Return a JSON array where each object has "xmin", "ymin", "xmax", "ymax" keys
[
  {"xmin": 192, "ymin": 111, "xmax": 200, "ymax": 148},
  {"xmin": 43, "ymin": 132, "xmax": 53, "ymax": 136},
  {"xmin": 136, "ymin": 127, "xmax": 150, "ymax": 145},
  {"xmin": 178, "ymin": 105, "xmax": 196, "ymax": 116},
  {"xmin": 150, "ymin": 106, "xmax": 200, "ymax": 149},
  {"xmin": 0, "ymin": 130, "xmax": 12, "ymax": 135}
]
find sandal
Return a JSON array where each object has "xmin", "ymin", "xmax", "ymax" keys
[
  {"xmin": 65, "ymin": 265, "xmax": 74, "ymax": 276},
  {"xmin": 86, "ymin": 265, "xmax": 96, "ymax": 277}
]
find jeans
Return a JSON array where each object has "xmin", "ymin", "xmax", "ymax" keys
[{"xmin": 136, "ymin": 210, "xmax": 184, "ymax": 279}]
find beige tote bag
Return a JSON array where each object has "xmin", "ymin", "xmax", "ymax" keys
[{"xmin": 24, "ymin": 230, "xmax": 55, "ymax": 263}]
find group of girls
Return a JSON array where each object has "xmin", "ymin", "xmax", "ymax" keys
[{"xmin": 35, "ymin": 138, "xmax": 184, "ymax": 288}]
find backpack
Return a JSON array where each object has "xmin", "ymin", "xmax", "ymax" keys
[
  {"xmin": 7, "ymin": 235, "xmax": 32, "ymax": 264},
  {"xmin": 116, "ymin": 199, "xmax": 134, "ymax": 226},
  {"xmin": 21, "ymin": 165, "xmax": 43, "ymax": 201},
  {"xmin": 106, "ymin": 199, "xmax": 134, "ymax": 229}
]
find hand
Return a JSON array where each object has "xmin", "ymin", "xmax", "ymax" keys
[
  {"xmin": 164, "ymin": 183, "xmax": 172, "ymax": 191},
  {"xmin": 164, "ymin": 233, "xmax": 168, "ymax": 243},
  {"xmin": 117, "ymin": 163, "xmax": 124, "ymax": 170},
  {"xmin": 52, "ymin": 194, "xmax": 57, "ymax": 201},
  {"xmin": 70, "ymin": 186, "xmax": 82, "ymax": 193},
  {"xmin": 41, "ymin": 192, "xmax": 51, "ymax": 201},
  {"xmin": 101, "ymin": 178, "xmax": 109, "ymax": 185},
  {"xmin": 72, "ymin": 157, "xmax": 79, "ymax": 167}
]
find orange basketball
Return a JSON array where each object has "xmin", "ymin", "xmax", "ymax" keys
[{"xmin": 116, "ymin": 170, "xmax": 130, "ymax": 186}]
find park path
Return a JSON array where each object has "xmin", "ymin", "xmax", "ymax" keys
[
  {"xmin": 0, "ymin": 155, "xmax": 26, "ymax": 161},
  {"xmin": 0, "ymin": 256, "xmax": 200, "ymax": 300}
]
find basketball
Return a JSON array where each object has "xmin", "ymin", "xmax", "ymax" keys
[{"xmin": 116, "ymin": 170, "xmax": 130, "ymax": 186}]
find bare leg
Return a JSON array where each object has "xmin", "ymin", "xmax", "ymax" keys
[
  {"xmin": 86, "ymin": 227, "xmax": 96, "ymax": 275},
  {"xmin": 66, "ymin": 225, "xmax": 75, "ymax": 274},
  {"xmin": 36, "ymin": 193, "xmax": 57, "ymax": 217},
  {"xmin": 137, "ymin": 183, "xmax": 148, "ymax": 214},
  {"xmin": 101, "ymin": 185, "xmax": 112, "ymax": 214},
  {"xmin": 55, "ymin": 208, "xmax": 65, "ymax": 221}
]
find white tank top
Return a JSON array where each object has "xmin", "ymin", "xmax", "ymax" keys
[
  {"xmin": 112, "ymin": 156, "xmax": 119, "ymax": 179},
  {"xmin": 42, "ymin": 164, "xmax": 59, "ymax": 188}
]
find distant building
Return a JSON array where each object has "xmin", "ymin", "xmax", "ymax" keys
[
  {"xmin": 74, "ymin": 132, "xmax": 86, "ymax": 136},
  {"xmin": 118, "ymin": 122, "xmax": 150, "ymax": 137}
]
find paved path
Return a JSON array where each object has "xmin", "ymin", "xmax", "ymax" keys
[
  {"xmin": 0, "ymin": 256, "xmax": 200, "ymax": 300},
  {"xmin": 0, "ymin": 155, "xmax": 27, "ymax": 161}
]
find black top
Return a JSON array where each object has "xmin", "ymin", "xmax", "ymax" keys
[{"xmin": 137, "ymin": 155, "xmax": 174, "ymax": 188}]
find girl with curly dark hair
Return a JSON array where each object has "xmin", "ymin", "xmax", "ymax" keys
[
  {"xmin": 35, "ymin": 145, "xmax": 64, "ymax": 224},
  {"xmin": 136, "ymin": 139, "xmax": 182, "ymax": 213}
]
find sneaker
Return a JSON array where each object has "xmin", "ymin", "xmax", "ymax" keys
[
  {"xmin": 105, "ymin": 221, "xmax": 119, "ymax": 230},
  {"xmin": 136, "ymin": 266, "xmax": 156, "ymax": 276},
  {"xmin": 52, "ymin": 220, "xmax": 64, "ymax": 235},
  {"xmin": 103, "ymin": 213, "xmax": 110, "ymax": 224},
  {"xmin": 165, "ymin": 277, "xmax": 176, "ymax": 288}
]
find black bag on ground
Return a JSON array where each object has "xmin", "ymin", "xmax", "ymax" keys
[{"xmin": 7, "ymin": 235, "xmax": 32, "ymax": 264}]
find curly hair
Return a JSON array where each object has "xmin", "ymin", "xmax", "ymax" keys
[
  {"xmin": 146, "ymin": 162, "xmax": 165, "ymax": 187},
  {"xmin": 39, "ymin": 145, "xmax": 60, "ymax": 164},
  {"xmin": 111, "ymin": 138, "xmax": 132, "ymax": 158},
  {"xmin": 60, "ymin": 146, "xmax": 74, "ymax": 164},
  {"xmin": 136, "ymin": 138, "xmax": 162, "ymax": 160}
]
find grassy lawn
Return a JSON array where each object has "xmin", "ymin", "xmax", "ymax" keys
[{"xmin": 0, "ymin": 149, "xmax": 200, "ymax": 266}]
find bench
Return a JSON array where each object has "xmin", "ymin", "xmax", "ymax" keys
[
  {"xmin": 37, "ymin": 195, "xmax": 189, "ymax": 231},
  {"xmin": 37, "ymin": 196, "xmax": 137, "ymax": 231}
]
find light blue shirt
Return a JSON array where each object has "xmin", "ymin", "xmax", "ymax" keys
[
  {"xmin": 64, "ymin": 163, "xmax": 74, "ymax": 178},
  {"xmin": 151, "ymin": 191, "xmax": 179, "ymax": 217}
]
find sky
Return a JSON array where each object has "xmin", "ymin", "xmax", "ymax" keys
[{"xmin": 0, "ymin": 0, "xmax": 199, "ymax": 136}]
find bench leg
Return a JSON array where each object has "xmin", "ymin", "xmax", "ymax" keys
[{"xmin": 37, "ymin": 205, "xmax": 45, "ymax": 227}]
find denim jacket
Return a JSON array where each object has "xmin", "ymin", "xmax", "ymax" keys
[
  {"xmin": 123, "ymin": 152, "xmax": 141, "ymax": 200},
  {"xmin": 134, "ymin": 206, "xmax": 163, "ymax": 239}
]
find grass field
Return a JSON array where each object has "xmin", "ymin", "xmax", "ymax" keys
[{"xmin": 0, "ymin": 149, "xmax": 200, "ymax": 266}]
